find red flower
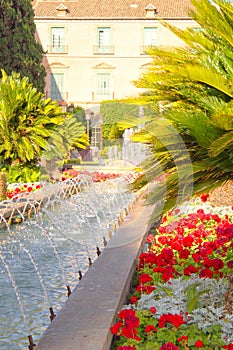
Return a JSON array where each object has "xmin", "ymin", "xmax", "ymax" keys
[
  {"xmin": 179, "ymin": 249, "xmax": 190, "ymax": 259},
  {"xmin": 150, "ymin": 306, "xmax": 156, "ymax": 314},
  {"xmin": 146, "ymin": 234, "xmax": 155, "ymax": 244},
  {"xmin": 200, "ymin": 193, "xmax": 209, "ymax": 202},
  {"xmin": 222, "ymin": 344, "xmax": 233, "ymax": 350},
  {"xmin": 139, "ymin": 252, "xmax": 157, "ymax": 267},
  {"xmin": 161, "ymin": 266, "xmax": 178, "ymax": 282},
  {"xmin": 138, "ymin": 273, "xmax": 153, "ymax": 284},
  {"xmin": 137, "ymin": 284, "xmax": 155, "ymax": 294},
  {"xmin": 212, "ymin": 214, "xmax": 221, "ymax": 223},
  {"xmin": 199, "ymin": 268, "xmax": 213, "ymax": 278},
  {"xmin": 110, "ymin": 321, "xmax": 123, "ymax": 335},
  {"xmin": 184, "ymin": 265, "xmax": 198, "ymax": 276},
  {"xmin": 145, "ymin": 285, "xmax": 156, "ymax": 294},
  {"xmin": 194, "ymin": 340, "xmax": 204, "ymax": 348},
  {"xmin": 192, "ymin": 253, "xmax": 202, "ymax": 263},
  {"xmin": 158, "ymin": 235, "xmax": 169, "ymax": 245},
  {"xmin": 118, "ymin": 309, "xmax": 140, "ymax": 328},
  {"xmin": 130, "ymin": 296, "xmax": 138, "ymax": 304},
  {"xmin": 117, "ymin": 346, "xmax": 136, "ymax": 350},
  {"xmin": 121, "ymin": 327, "xmax": 139, "ymax": 340},
  {"xmin": 160, "ymin": 248, "xmax": 174, "ymax": 262},
  {"xmin": 145, "ymin": 324, "xmax": 157, "ymax": 333},
  {"xmin": 183, "ymin": 235, "xmax": 194, "ymax": 248},
  {"xmin": 178, "ymin": 335, "xmax": 188, "ymax": 343},
  {"xmin": 227, "ymin": 260, "xmax": 233, "ymax": 269},
  {"xmin": 158, "ymin": 313, "xmax": 185, "ymax": 329},
  {"xmin": 160, "ymin": 342, "xmax": 179, "ymax": 350},
  {"xmin": 173, "ymin": 208, "xmax": 181, "ymax": 215},
  {"xmin": 204, "ymin": 257, "xmax": 224, "ymax": 270}
]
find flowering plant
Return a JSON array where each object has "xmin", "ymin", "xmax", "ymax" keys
[
  {"xmin": 62, "ymin": 169, "xmax": 122, "ymax": 182},
  {"xmin": 6, "ymin": 183, "xmax": 42, "ymax": 200},
  {"xmin": 111, "ymin": 195, "xmax": 233, "ymax": 350}
]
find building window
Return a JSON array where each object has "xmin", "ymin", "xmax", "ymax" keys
[
  {"xmin": 50, "ymin": 27, "xmax": 66, "ymax": 53},
  {"xmin": 141, "ymin": 27, "xmax": 158, "ymax": 53},
  {"xmin": 50, "ymin": 73, "xmax": 65, "ymax": 100},
  {"xmin": 96, "ymin": 73, "xmax": 110, "ymax": 100},
  {"xmin": 94, "ymin": 27, "xmax": 114, "ymax": 54}
]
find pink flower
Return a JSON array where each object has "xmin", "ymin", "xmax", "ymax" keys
[{"xmin": 146, "ymin": 234, "xmax": 155, "ymax": 244}]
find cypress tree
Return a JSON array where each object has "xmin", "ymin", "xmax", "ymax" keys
[{"xmin": 0, "ymin": 0, "xmax": 46, "ymax": 91}]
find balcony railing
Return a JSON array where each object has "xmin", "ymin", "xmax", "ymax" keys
[
  {"xmin": 93, "ymin": 46, "xmax": 114, "ymax": 55},
  {"xmin": 47, "ymin": 45, "xmax": 68, "ymax": 54},
  {"xmin": 92, "ymin": 91, "xmax": 114, "ymax": 102},
  {"xmin": 140, "ymin": 45, "xmax": 157, "ymax": 54}
]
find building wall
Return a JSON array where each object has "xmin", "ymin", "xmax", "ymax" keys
[{"xmin": 35, "ymin": 18, "xmax": 198, "ymax": 108}]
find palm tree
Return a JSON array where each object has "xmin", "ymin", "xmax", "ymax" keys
[
  {"xmin": 0, "ymin": 70, "xmax": 88, "ymax": 182},
  {"xmin": 128, "ymin": 0, "xmax": 233, "ymax": 220}
]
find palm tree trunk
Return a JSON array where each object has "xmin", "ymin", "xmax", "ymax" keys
[{"xmin": 0, "ymin": 172, "xmax": 7, "ymax": 201}]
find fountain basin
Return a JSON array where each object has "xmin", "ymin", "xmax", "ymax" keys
[
  {"xmin": 35, "ymin": 197, "xmax": 156, "ymax": 350},
  {"xmin": 0, "ymin": 175, "xmax": 140, "ymax": 349}
]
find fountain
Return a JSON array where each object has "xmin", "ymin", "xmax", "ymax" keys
[
  {"xmin": 0, "ymin": 174, "xmax": 137, "ymax": 349},
  {"xmin": 106, "ymin": 127, "xmax": 149, "ymax": 167}
]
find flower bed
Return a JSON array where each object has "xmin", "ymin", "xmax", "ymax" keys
[
  {"xmin": 62, "ymin": 169, "xmax": 123, "ymax": 182},
  {"xmin": 4, "ymin": 171, "xmax": 136, "ymax": 200},
  {"xmin": 111, "ymin": 195, "xmax": 233, "ymax": 349},
  {"xmin": 6, "ymin": 182, "xmax": 42, "ymax": 199}
]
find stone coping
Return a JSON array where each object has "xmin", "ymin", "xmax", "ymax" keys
[{"xmin": 35, "ymin": 196, "xmax": 156, "ymax": 350}]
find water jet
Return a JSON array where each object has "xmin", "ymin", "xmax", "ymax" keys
[{"xmin": 0, "ymin": 174, "xmax": 137, "ymax": 348}]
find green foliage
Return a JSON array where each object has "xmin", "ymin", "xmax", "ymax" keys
[
  {"xmin": 0, "ymin": 70, "xmax": 63, "ymax": 167},
  {"xmin": 0, "ymin": 0, "xmax": 46, "ymax": 91},
  {"xmin": 0, "ymin": 70, "xmax": 88, "ymax": 182},
  {"xmin": 100, "ymin": 101, "xmax": 140, "ymax": 140},
  {"xmin": 185, "ymin": 283, "xmax": 209, "ymax": 313},
  {"xmin": 99, "ymin": 146, "xmax": 109, "ymax": 159},
  {"xmin": 128, "ymin": 0, "xmax": 233, "ymax": 218},
  {"xmin": 64, "ymin": 158, "xmax": 81, "ymax": 165},
  {"xmin": 6, "ymin": 164, "xmax": 41, "ymax": 183},
  {"xmin": 42, "ymin": 115, "xmax": 88, "ymax": 161}
]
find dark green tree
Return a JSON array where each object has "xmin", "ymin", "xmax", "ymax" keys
[{"xmin": 0, "ymin": 0, "xmax": 46, "ymax": 91}]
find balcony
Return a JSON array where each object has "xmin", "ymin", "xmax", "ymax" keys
[
  {"xmin": 140, "ymin": 45, "xmax": 157, "ymax": 54},
  {"xmin": 47, "ymin": 45, "xmax": 68, "ymax": 54},
  {"xmin": 93, "ymin": 45, "xmax": 114, "ymax": 55},
  {"xmin": 92, "ymin": 91, "xmax": 115, "ymax": 102}
]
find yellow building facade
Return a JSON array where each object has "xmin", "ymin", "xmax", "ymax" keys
[{"xmin": 33, "ymin": 0, "xmax": 198, "ymax": 109}]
